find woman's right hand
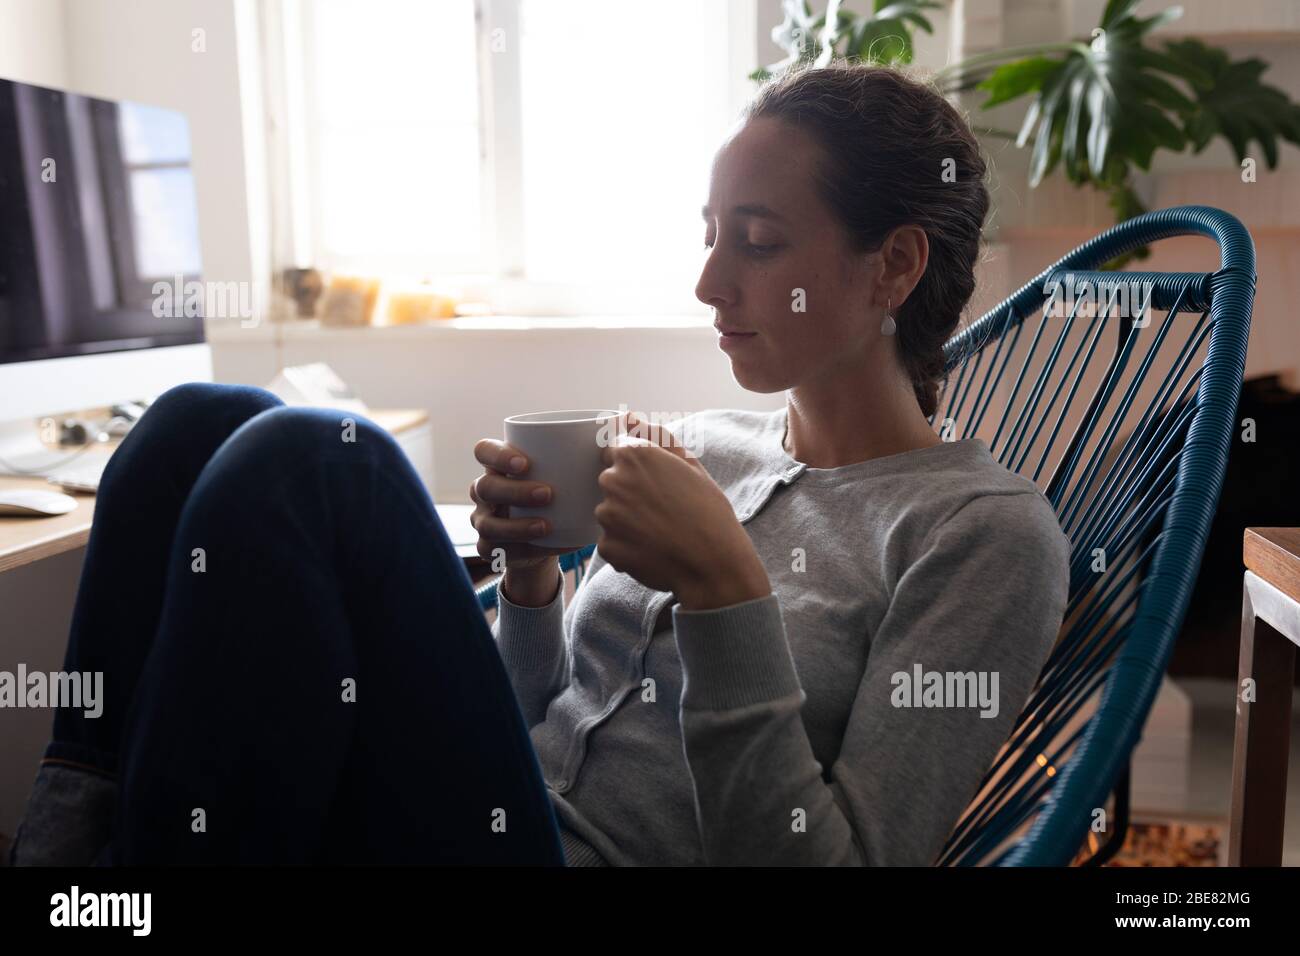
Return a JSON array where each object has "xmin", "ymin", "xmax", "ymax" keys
[{"xmin": 470, "ymin": 438, "xmax": 573, "ymax": 574}]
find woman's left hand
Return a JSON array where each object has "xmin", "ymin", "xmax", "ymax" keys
[{"xmin": 595, "ymin": 414, "xmax": 771, "ymax": 609}]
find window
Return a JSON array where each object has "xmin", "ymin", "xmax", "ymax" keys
[
  {"xmin": 298, "ymin": 0, "xmax": 485, "ymax": 275},
  {"xmin": 273, "ymin": 0, "xmax": 753, "ymax": 316}
]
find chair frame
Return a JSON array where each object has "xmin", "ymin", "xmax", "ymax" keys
[{"xmin": 935, "ymin": 205, "xmax": 1255, "ymax": 865}]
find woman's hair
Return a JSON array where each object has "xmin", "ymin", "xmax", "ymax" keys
[{"xmin": 743, "ymin": 62, "xmax": 989, "ymax": 419}]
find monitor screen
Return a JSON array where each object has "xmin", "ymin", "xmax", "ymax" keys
[{"xmin": 0, "ymin": 77, "xmax": 206, "ymax": 366}]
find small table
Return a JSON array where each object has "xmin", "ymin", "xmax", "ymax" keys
[{"xmin": 1228, "ymin": 527, "xmax": 1300, "ymax": 866}]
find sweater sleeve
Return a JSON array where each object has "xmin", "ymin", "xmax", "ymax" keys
[
  {"xmin": 670, "ymin": 491, "xmax": 1071, "ymax": 866},
  {"xmin": 491, "ymin": 549, "xmax": 607, "ymax": 728}
]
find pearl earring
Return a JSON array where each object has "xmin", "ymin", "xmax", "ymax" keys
[{"xmin": 881, "ymin": 298, "xmax": 896, "ymax": 336}]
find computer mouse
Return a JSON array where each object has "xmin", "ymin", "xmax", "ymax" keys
[{"xmin": 0, "ymin": 489, "xmax": 80, "ymax": 516}]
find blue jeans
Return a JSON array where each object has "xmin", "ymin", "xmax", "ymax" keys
[{"xmin": 10, "ymin": 382, "xmax": 565, "ymax": 865}]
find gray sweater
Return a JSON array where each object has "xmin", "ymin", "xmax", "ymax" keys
[{"xmin": 490, "ymin": 406, "xmax": 1071, "ymax": 866}]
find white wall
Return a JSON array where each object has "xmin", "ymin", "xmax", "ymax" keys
[
  {"xmin": 0, "ymin": 0, "xmax": 68, "ymax": 87},
  {"xmin": 210, "ymin": 320, "xmax": 783, "ymax": 503}
]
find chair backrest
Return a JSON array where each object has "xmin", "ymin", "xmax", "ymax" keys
[
  {"xmin": 934, "ymin": 205, "xmax": 1255, "ymax": 865},
  {"xmin": 476, "ymin": 204, "xmax": 1256, "ymax": 868}
]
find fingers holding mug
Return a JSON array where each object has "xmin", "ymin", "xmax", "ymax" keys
[{"xmin": 470, "ymin": 439, "xmax": 566, "ymax": 569}]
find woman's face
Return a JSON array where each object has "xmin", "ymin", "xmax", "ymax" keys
[{"xmin": 696, "ymin": 116, "xmax": 883, "ymax": 394}]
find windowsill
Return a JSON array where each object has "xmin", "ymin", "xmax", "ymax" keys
[{"xmin": 206, "ymin": 314, "xmax": 715, "ymax": 341}]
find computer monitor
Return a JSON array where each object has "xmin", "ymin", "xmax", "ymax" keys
[{"xmin": 0, "ymin": 76, "xmax": 212, "ymax": 466}]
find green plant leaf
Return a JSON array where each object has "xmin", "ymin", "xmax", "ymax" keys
[
  {"xmin": 853, "ymin": 18, "xmax": 913, "ymax": 63},
  {"xmin": 975, "ymin": 4, "xmax": 1199, "ymax": 189},
  {"xmin": 1100, "ymin": 0, "xmax": 1143, "ymax": 29},
  {"xmin": 1132, "ymin": 46, "xmax": 1212, "ymax": 88},
  {"xmin": 1084, "ymin": 78, "xmax": 1112, "ymax": 179},
  {"xmin": 934, "ymin": 0, "xmax": 1300, "ymax": 237},
  {"xmin": 1128, "ymin": 69, "xmax": 1197, "ymax": 115},
  {"xmin": 1028, "ymin": 71, "xmax": 1069, "ymax": 185},
  {"xmin": 1131, "ymin": 5, "xmax": 1186, "ymax": 37},
  {"xmin": 754, "ymin": 0, "xmax": 938, "ymax": 77},
  {"xmin": 1062, "ymin": 73, "xmax": 1088, "ymax": 180},
  {"xmin": 873, "ymin": 1, "xmax": 937, "ymax": 31},
  {"xmin": 977, "ymin": 56, "xmax": 1062, "ymax": 109},
  {"xmin": 763, "ymin": 0, "xmax": 821, "ymax": 75},
  {"xmin": 1163, "ymin": 37, "xmax": 1300, "ymax": 167}
]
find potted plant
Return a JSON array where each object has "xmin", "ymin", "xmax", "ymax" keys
[{"xmin": 754, "ymin": 0, "xmax": 1300, "ymax": 265}]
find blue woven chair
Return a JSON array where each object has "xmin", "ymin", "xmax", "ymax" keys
[{"xmin": 476, "ymin": 204, "xmax": 1256, "ymax": 867}]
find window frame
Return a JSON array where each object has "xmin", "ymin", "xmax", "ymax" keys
[{"xmin": 281, "ymin": 0, "xmax": 758, "ymax": 316}]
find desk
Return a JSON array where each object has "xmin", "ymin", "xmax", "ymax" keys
[
  {"xmin": 1228, "ymin": 527, "xmax": 1300, "ymax": 866},
  {"xmin": 0, "ymin": 408, "xmax": 432, "ymax": 575}
]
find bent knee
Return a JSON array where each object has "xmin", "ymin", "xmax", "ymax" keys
[
  {"xmin": 100, "ymin": 383, "xmax": 284, "ymax": 493},
  {"xmin": 222, "ymin": 406, "xmax": 406, "ymax": 471},
  {"xmin": 142, "ymin": 382, "xmax": 283, "ymax": 436}
]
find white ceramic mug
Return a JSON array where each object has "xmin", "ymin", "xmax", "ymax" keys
[{"xmin": 504, "ymin": 409, "xmax": 622, "ymax": 549}]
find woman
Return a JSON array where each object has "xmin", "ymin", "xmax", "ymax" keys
[{"xmin": 11, "ymin": 63, "xmax": 1070, "ymax": 867}]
